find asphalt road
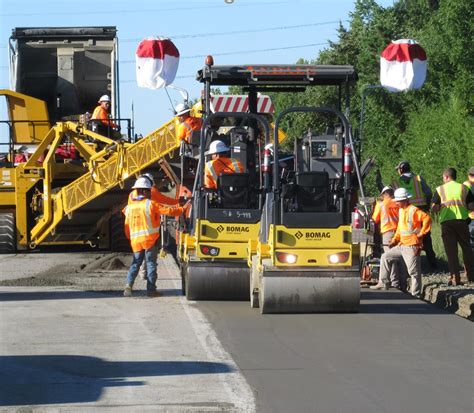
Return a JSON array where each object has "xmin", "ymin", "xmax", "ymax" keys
[{"xmin": 198, "ymin": 290, "xmax": 474, "ymax": 413}]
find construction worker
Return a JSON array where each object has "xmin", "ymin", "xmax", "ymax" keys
[
  {"xmin": 123, "ymin": 177, "xmax": 186, "ymax": 297},
  {"xmin": 128, "ymin": 173, "xmax": 178, "ymax": 280},
  {"xmin": 91, "ymin": 94, "xmax": 119, "ymax": 138},
  {"xmin": 431, "ymin": 167, "xmax": 474, "ymax": 285},
  {"xmin": 371, "ymin": 186, "xmax": 406, "ymax": 290},
  {"xmin": 204, "ymin": 140, "xmax": 245, "ymax": 190},
  {"xmin": 13, "ymin": 145, "xmax": 29, "ymax": 165},
  {"xmin": 371, "ymin": 188, "xmax": 432, "ymax": 297},
  {"xmin": 175, "ymin": 103, "xmax": 202, "ymax": 144},
  {"xmin": 464, "ymin": 166, "xmax": 474, "ymax": 245},
  {"xmin": 128, "ymin": 173, "xmax": 178, "ymax": 206},
  {"xmin": 393, "ymin": 161, "xmax": 437, "ymax": 270}
]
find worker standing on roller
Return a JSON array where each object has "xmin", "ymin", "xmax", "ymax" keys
[{"xmin": 123, "ymin": 177, "xmax": 186, "ymax": 297}]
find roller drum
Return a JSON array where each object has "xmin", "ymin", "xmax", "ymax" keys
[
  {"xmin": 185, "ymin": 261, "xmax": 250, "ymax": 301},
  {"xmin": 259, "ymin": 269, "xmax": 360, "ymax": 313}
]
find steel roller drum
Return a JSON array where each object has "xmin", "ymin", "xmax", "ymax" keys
[
  {"xmin": 184, "ymin": 261, "xmax": 250, "ymax": 301},
  {"xmin": 258, "ymin": 268, "xmax": 360, "ymax": 313}
]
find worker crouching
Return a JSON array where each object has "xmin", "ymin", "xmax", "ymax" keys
[
  {"xmin": 123, "ymin": 177, "xmax": 187, "ymax": 297},
  {"xmin": 371, "ymin": 188, "xmax": 432, "ymax": 297}
]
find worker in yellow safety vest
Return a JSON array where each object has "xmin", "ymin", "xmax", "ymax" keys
[
  {"xmin": 431, "ymin": 167, "xmax": 474, "ymax": 285},
  {"xmin": 371, "ymin": 188, "xmax": 431, "ymax": 297},
  {"xmin": 123, "ymin": 177, "xmax": 186, "ymax": 297},
  {"xmin": 204, "ymin": 140, "xmax": 245, "ymax": 190},
  {"xmin": 393, "ymin": 160, "xmax": 437, "ymax": 270},
  {"xmin": 464, "ymin": 166, "xmax": 474, "ymax": 252}
]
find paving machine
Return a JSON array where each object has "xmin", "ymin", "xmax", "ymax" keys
[{"xmin": 245, "ymin": 65, "xmax": 364, "ymax": 313}]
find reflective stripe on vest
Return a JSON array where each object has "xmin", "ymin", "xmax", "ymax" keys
[
  {"xmin": 206, "ymin": 161, "xmax": 218, "ymax": 184},
  {"xmin": 129, "ymin": 200, "xmax": 160, "ymax": 239},
  {"xmin": 380, "ymin": 203, "xmax": 398, "ymax": 227},
  {"xmin": 437, "ymin": 181, "xmax": 468, "ymax": 222},
  {"xmin": 207, "ymin": 158, "xmax": 241, "ymax": 185},
  {"xmin": 395, "ymin": 175, "xmax": 426, "ymax": 206},
  {"xmin": 464, "ymin": 180, "xmax": 474, "ymax": 219},
  {"xmin": 400, "ymin": 205, "xmax": 419, "ymax": 236}
]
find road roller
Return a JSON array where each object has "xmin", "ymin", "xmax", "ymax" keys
[
  {"xmin": 177, "ymin": 57, "xmax": 273, "ymax": 300},
  {"xmin": 250, "ymin": 104, "xmax": 363, "ymax": 313}
]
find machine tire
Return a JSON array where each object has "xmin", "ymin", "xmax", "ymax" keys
[
  {"xmin": 0, "ymin": 212, "xmax": 16, "ymax": 254},
  {"xmin": 110, "ymin": 213, "xmax": 131, "ymax": 252}
]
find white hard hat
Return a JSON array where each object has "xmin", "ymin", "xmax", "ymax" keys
[
  {"xmin": 141, "ymin": 173, "xmax": 154, "ymax": 184},
  {"xmin": 175, "ymin": 103, "xmax": 191, "ymax": 116},
  {"xmin": 99, "ymin": 95, "xmax": 111, "ymax": 103},
  {"xmin": 208, "ymin": 140, "xmax": 229, "ymax": 155},
  {"xmin": 393, "ymin": 187, "xmax": 412, "ymax": 201},
  {"xmin": 380, "ymin": 186, "xmax": 393, "ymax": 195},
  {"xmin": 132, "ymin": 176, "xmax": 152, "ymax": 190}
]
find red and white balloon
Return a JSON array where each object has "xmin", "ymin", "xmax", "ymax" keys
[
  {"xmin": 380, "ymin": 39, "xmax": 427, "ymax": 92},
  {"xmin": 136, "ymin": 37, "xmax": 180, "ymax": 89}
]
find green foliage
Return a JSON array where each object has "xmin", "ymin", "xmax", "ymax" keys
[{"xmin": 266, "ymin": 0, "xmax": 473, "ymax": 197}]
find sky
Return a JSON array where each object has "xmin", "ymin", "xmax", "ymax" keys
[{"xmin": 0, "ymin": 0, "xmax": 394, "ymax": 139}]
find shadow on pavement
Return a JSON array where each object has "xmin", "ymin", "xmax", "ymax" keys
[
  {"xmin": 0, "ymin": 355, "xmax": 234, "ymax": 406},
  {"xmin": 0, "ymin": 289, "xmax": 184, "ymax": 301}
]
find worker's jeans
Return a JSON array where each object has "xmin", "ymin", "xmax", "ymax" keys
[
  {"xmin": 379, "ymin": 245, "xmax": 421, "ymax": 297},
  {"xmin": 126, "ymin": 243, "xmax": 158, "ymax": 292}
]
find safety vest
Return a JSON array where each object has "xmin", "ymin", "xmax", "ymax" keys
[
  {"xmin": 397, "ymin": 205, "xmax": 431, "ymax": 246},
  {"xmin": 91, "ymin": 105, "xmax": 117, "ymax": 127},
  {"xmin": 378, "ymin": 199, "xmax": 399, "ymax": 234},
  {"xmin": 463, "ymin": 180, "xmax": 474, "ymax": 219},
  {"xmin": 177, "ymin": 116, "xmax": 202, "ymax": 143},
  {"xmin": 394, "ymin": 175, "xmax": 426, "ymax": 206},
  {"xmin": 205, "ymin": 157, "xmax": 244, "ymax": 189},
  {"xmin": 372, "ymin": 199, "xmax": 399, "ymax": 234},
  {"xmin": 436, "ymin": 181, "xmax": 468, "ymax": 223},
  {"xmin": 124, "ymin": 199, "xmax": 160, "ymax": 252}
]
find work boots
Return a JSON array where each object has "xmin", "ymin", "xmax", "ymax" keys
[
  {"xmin": 123, "ymin": 284, "xmax": 133, "ymax": 297},
  {"xmin": 370, "ymin": 282, "xmax": 389, "ymax": 290}
]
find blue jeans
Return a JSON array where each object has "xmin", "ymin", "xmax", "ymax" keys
[{"xmin": 126, "ymin": 243, "xmax": 158, "ymax": 292}]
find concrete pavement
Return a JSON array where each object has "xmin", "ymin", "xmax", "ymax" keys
[{"xmin": 0, "ymin": 255, "xmax": 255, "ymax": 412}]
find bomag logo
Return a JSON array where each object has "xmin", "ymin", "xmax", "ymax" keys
[
  {"xmin": 226, "ymin": 226, "xmax": 250, "ymax": 233},
  {"xmin": 305, "ymin": 231, "xmax": 331, "ymax": 239}
]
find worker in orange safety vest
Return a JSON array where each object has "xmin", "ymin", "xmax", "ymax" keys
[
  {"xmin": 175, "ymin": 103, "xmax": 202, "ymax": 144},
  {"xmin": 91, "ymin": 94, "xmax": 119, "ymax": 138},
  {"xmin": 371, "ymin": 187, "xmax": 431, "ymax": 297},
  {"xmin": 204, "ymin": 140, "xmax": 244, "ymax": 190},
  {"xmin": 123, "ymin": 177, "xmax": 187, "ymax": 297},
  {"xmin": 393, "ymin": 160, "xmax": 437, "ymax": 270},
  {"xmin": 127, "ymin": 172, "xmax": 178, "ymax": 280},
  {"xmin": 371, "ymin": 186, "xmax": 406, "ymax": 290}
]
